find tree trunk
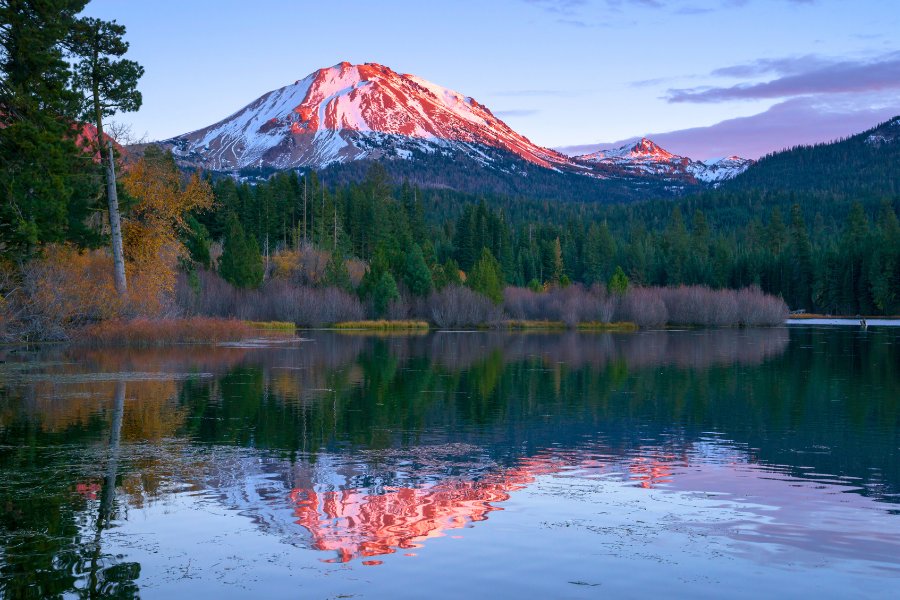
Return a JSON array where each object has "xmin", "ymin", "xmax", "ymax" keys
[
  {"xmin": 106, "ymin": 141, "xmax": 128, "ymax": 297},
  {"xmin": 90, "ymin": 33, "xmax": 127, "ymax": 298}
]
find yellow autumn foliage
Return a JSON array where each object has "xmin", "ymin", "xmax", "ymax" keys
[
  {"xmin": 122, "ymin": 152, "xmax": 213, "ymax": 314},
  {"xmin": 24, "ymin": 244, "xmax": 124, "ymax": 325}
]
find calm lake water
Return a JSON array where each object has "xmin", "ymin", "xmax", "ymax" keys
[{"xmin": 1, "ymin": 326, "xmax": 898, "ymax": 598}]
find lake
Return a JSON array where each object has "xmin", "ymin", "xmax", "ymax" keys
[{"xmin": 1, "ymin": 326, "xmax": 898, "ymax": 598}]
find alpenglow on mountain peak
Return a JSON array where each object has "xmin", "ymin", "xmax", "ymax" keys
[
  {"xmin": 163, "ymin": 61, "xmax": 570, "ymax": 172},
  {"xmin": 157, "ymin": 61, "xmax": 750, "ymax": 189}
]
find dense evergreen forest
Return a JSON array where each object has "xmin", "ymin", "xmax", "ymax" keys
[
  {"xmin": 192, "ymin": 132, "xmax": 900, "ymax": 315},
  {"xmin": 1, "ymin": 0, "xmax": 897, "ymax": 331}
]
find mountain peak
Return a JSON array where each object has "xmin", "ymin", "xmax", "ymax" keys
[
  {"xmin": 164, "ymin": 61, "xmax": 569, "ymax": 171},
  {"xmin": 578, "ymin": 138, "xmax": 680, "ymax": 162},
  {"xmin": 574, "ymin": 138, "xmax": 751, "ymax": 183},
  {"xmin": 628, "ymin": 138, "xmax": 676, "ymax": 159}
]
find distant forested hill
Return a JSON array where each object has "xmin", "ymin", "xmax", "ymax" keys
[{"xmin": 723, "ymin": 116, "xmax": 900, "ymax": 198}]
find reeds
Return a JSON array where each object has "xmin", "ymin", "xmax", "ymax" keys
[{"xmin": 77, "ymin": 317, "xmax": 253, "ymax": 347}]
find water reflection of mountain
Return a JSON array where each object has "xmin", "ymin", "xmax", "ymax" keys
[{"xmin": 1, "ymin": 327, "xmax": 898, "ymax": 586}]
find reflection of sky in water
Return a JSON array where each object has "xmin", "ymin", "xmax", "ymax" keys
[
  {"xmin": 80, "ymin": 438, "xmax": 899, "ymax": 598},
  {"xmin": 1, "ymin": 327, "xmax": 899, "ymax": 597}
]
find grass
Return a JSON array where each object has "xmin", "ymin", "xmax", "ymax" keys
[
  {"xmin": 77, "ymin": 317, "xmax": 253, "ymax": 347},
  {"xmin": 332, "ymin": 320, "xmax": 430, "ymax": 330},
  {"xmin": 245, "ymin": 320, "xmax": 296, "ymax": 330}
]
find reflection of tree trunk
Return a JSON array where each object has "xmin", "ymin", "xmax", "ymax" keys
[
  {"xmin": 100, "ymin": 380, "xmax": 125, "ymax": 525},
  {"xmin": 89, "ymin": 380, "xmax": 126, "ymax": 594}
]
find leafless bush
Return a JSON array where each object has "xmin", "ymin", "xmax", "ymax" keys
[
  {"xmin": 503, "ymin": 284, "xmax": 617, "ymax": 326},
  {"xmin": 386, "ymin": 296, "xmax": 411, "ymax": 320},
  {"xmin": 429, "ymin": 285, "xmax": 503, "ymax": 328},
  {"xmin": 503, "ymin": 287, "xmax": 544, "ymax": 320},
  {"xmin": 177, "ymin": 270, "xmax": 364, "ymax": 326},
  {"xmin": 656, "ymin": 285, "xmax": 785, "ymax": 326},
  {"xmin": 736, "ymin": 285, "xmax": 789, "ymax": 326},
  {"xmin": 619, "ymin": 287, "xmax": 669, "ymax": 327}
]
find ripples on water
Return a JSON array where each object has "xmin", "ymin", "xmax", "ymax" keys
[{"xmin": 0, "ymin": 327, "xmax": 897, "ymax": 598}]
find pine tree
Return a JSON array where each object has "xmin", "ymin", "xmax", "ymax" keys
[
  {"xmin": 372, "ymin": 272, "xmax": 399, "ymax": 317},
  {"xmin": 789, "ymin": 204, "xmax": 813, "ymax": 311},
  {"xmin": 433, "ymin": 258, "xmax": 462, "ymax": 290},
  {"xmin": 184, "ymin": 217, "xmax": 212, "ymax": 269},
  {"xmin": 609, "ymin": 266, "xmax": 629, "ymax": 294},
  {"xmin": 468, "ymin": 248, "xmax": 504, "ymax": 304},
  {"xmin": 219, "ymin": 214, "xmax": 263, "ymax": 288},
  {"xmin": 322, "ymin": 251, "xmax": 352, "ymax": 292},
  {"xmin": 68, "ymin": 15, "xmax": 144, "ymax": 296},
  {"xmin": 583, "ymin": 222, "xmax": 615, "ymax": 284},
  {"xmin": 0, "ymin": 0, "xmax": 99, "ymax": 260},
  {"xmin": 402, "ymin": 244, "xmax": 432, "ymax": 297},
  {"xmin": 546, "ymin": 237, "xmax": 564, "ymax": 285}
]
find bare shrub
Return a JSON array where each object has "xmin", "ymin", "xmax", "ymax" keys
[
  {"xmin": 619, "ymin": 287, "xmax": 669, "ymax": 327},
  {"xmin": 656, "ymin": 285, "xmax": 785, "ymax": 326},
  {"xmin": 429, "ymin": 285, "xmax": 502, "ymax": 328},
  {"xmin": 177, "ymin": 270, "xmax": 364, "ymax": 326},
  {"xmin": 736, "ymin": 285, "xmax": 789, "ymax": 326},
  {"xmin": 386, "ymin": 296, "xmax": 411, "ymax": 320},
  {"xmin": 503, "ymin": 286, "xmax": 544, "ymax": 320},
  {"xmin": 503, "ymin": 284, "xmax": 617, "ymax": 327}
]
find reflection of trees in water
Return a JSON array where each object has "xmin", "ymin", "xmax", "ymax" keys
[
  {"xmin": 0, "ymin": 381, "xmax": 141, "ymax": 597},
  {"xmin": 412, "ymin": 328, "xmax": 790, "ymax": 372},
  {"xmin": 1, "ymin": 327, "xmax": 898, "ymax": 590}
]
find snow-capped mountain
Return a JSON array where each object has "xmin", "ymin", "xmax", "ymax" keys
[
  {"xmin": 163, "ymin": 61, "xmax": 578, "ymax": 173},
  {"xmin": 153, "ymin": 61, "xmax": 752, "ymax": 198},
  {"xmin": 575, "ymin": 138, "xmax": 752, "ymax": 184}
]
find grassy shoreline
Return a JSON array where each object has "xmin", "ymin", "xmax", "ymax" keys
[{"xmin": 47, "ymin": 314, "xmax": 805, "ymax": 348}]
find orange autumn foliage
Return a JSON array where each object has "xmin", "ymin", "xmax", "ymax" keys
[
  {"xmin": 122, "ymin": 152, "xmax": 213, "ymax": 314},
  {"xmin": 24, "ymin": 244, "xmax": 125, "ymax": 326}
]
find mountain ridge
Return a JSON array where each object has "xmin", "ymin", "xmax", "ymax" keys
[{"xmin": 149, "ymin": 61, "xmax": 750, "ymax": 198}]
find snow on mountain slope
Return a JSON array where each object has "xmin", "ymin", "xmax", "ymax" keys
[
  {"xmin": 164, "ymin": 62, "xmax": 577, "ymax": 172},
  {"xmin": 575, "ymin": 138, "xmax": 752, "ymax": 184},
  {"xmin": 691, "ymin": 156, "xmax": 755, "ymax": 183},
  {"xmin": 864, "ymin": 116, "xmax": 900, "ymax": 147}
]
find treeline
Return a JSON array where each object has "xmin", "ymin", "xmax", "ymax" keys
[
  {"xmin": 724, "ymin": 117, "xmax": 900, "ymax": 197},
  {"xmin": 191, "ymin": 164, "xmax": 900, "ymax": 315}
]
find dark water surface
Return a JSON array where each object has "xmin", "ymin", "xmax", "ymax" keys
[{"xmin": 1, "ymin": 327, "xmax": 898, "ymax": 598}]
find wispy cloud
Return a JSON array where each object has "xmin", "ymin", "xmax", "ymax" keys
[
  {"xmin": 668, "ymin": 51, "xmax": 900, "ymax": 103},
  {"xmin": 523, "ymin": 0, "xmax": 818, "ymax": 27},
  {"xmin": 494, "ymin": 109, "xmax": 542, "ymax": 118},
  {"xmin": 557, "ymin": 95, "xmax": 900, "ymax": 159},
  {"xmin": 521, "ymin": 0, "xmax": 588, "ymax": 15}
]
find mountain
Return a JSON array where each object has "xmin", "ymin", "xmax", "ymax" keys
[
  {"xmin": 575, "ymin": 138, "xmax": 752, "ymax": 184},
  {"xmin": 723, "ymin": 116, "xmax": 900, "ymax": 196},
  {"xmin": 163, "ymin": 61, "xmax": 579, "ymax": 173},
  {"xmin": 153, "ymin": 61, "xmax": 750, "ymax": 200}
]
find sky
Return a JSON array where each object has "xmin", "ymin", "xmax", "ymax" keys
[{"xmin": 83, "ymin": 0, "xmax": 900, "ymax": 159}]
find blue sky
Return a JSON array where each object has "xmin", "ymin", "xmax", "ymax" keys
[{"xmin": 83, "ymin": 0, "xmax": 900, "ymax": 158}]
